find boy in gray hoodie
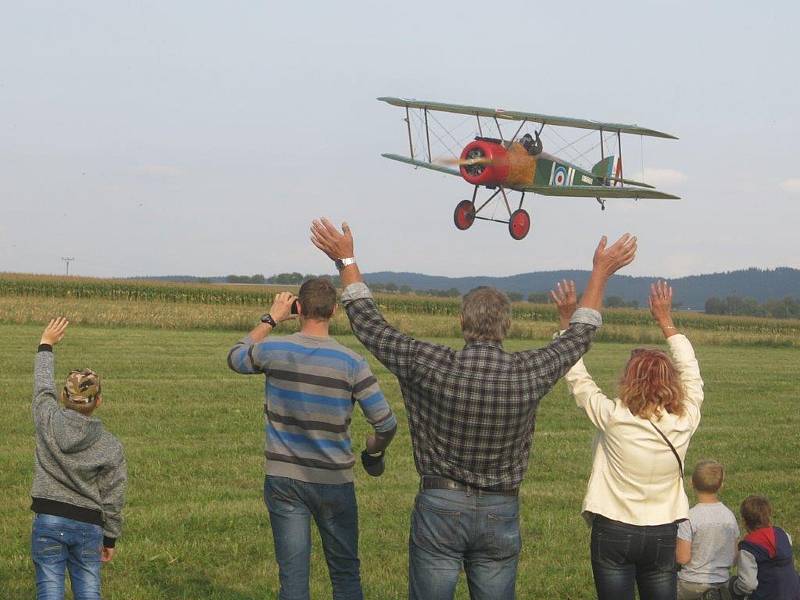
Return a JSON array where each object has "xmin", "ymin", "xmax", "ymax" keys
[{"xmin": 31, "ymin": 317, "xmax": 127, "ymax": 600}]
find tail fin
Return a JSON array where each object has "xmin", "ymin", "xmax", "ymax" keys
[{"xmin": 592, "ymin": 156, "xmax": 615, "ymax": 180}]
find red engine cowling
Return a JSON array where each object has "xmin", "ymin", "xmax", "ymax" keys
[{"xmin": 459, "ymin": 139, "xmax": 509, "ymax": 186}]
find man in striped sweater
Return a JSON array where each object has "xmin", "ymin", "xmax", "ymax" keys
[{"xmin": 227, "ymin": 277, "xmax": 397, "ymax": 600}]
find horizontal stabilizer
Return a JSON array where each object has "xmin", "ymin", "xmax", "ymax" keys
[
  {"xmin": 381, "ymin": 153, "xmax": 461, "ymax": 177},
  {"xmin": 606, "ymin": 176, "xmax": 655, "ymax": 189}
]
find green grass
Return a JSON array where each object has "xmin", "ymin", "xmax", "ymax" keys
[{"xmin": 1, "ymin": 323, "xmax": 798, "ymax": 599}]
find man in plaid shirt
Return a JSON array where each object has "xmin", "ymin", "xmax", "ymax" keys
[{"xmin": 311, "ymin": 218, "xmax": 637, "ymax": 600}]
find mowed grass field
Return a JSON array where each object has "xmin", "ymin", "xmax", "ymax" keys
[{"xmin": 2, "ymin": 314, "xmax": 799, "ymax": 599}]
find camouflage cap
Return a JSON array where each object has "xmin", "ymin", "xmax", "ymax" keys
[{"xmin": 61, "ymin": 369, "xmax": 101, "ymax": 405}]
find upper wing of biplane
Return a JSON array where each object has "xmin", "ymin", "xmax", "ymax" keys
[
  {"xmin": 518, "ymin": 184, "xmax": 680, "ymax": 200},
  {"xmin": 378, "ymin": 97, "xmax": 678, "ymax": 140}
]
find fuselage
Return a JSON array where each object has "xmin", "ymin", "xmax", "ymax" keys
[{"xmin": 459, "ymin": 138, "xmax": 601, "ymax": 190}]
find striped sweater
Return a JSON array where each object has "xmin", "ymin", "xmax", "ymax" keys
[{"xmin": 228, "ymin": 332, "xmax": 396, "ymax": 484}]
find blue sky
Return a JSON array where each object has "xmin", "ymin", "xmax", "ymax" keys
[{"xmin": 2, "ymin": 1, "xmax": 798, "ymax": 278}]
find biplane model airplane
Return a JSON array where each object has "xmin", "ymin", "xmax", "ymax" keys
[{"xmin": 379, "ymin": 97, "xmax": 680, "ymax": 240}]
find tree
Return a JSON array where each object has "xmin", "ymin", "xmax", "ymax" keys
[
  {"xmin": 527, "ymin": 292, "xmax": 549, "ymax": 304},
  {"xmin": 267, "ymin": 272, "xmax": 305, "ymax": 284},
  {"xmin": 507, "ymin": 291, "xmax": 523, "ymax": 302},
  {"xmin": 606, "ymin": 295, "xmax": 626, "ymax": 308},
  {"xmin": 705, "ymin": 297, "xmax": 725, "ymax": 314}
]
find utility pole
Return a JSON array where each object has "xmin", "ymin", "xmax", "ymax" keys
[{"xmin": 61, "ymin": 257, "xmax": 74, "ymax": 276}]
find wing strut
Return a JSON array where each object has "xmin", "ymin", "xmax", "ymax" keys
[
  {"xmin": 405, "ymin": 107, "xmax": 414, "ymax": 160},
  {"xmin": 424, "ymin": 109, "xmax": 432, "ymax": 162},
  {"xmin": 600, "ymin": 127, "xmax": 604, "ymax": 160},
  {"xmin": 616, "ymin": 130, "xmax": 624, "ymax": 185},
  {"xmin": 494, "ymin": 117, "xmax": 504, "ymax": 142}
]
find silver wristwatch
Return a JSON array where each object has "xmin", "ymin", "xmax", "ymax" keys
[{"xmin": 334, "ymin": 257, "xmax": 357, "ymax": 271}]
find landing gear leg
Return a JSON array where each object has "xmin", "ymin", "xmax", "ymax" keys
[{"xmin": 596, "ymin": 197, "xmax": 606, "ymax": 211}]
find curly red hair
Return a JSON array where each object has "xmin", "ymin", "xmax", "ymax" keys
[{"xmin": 618, "ymin": 348, "xmax": 685, "ymax": 420}]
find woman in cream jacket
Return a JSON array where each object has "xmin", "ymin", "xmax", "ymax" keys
[{"xmin": 551, "ymin": 280, "xmax": 703, "ymax": 600}]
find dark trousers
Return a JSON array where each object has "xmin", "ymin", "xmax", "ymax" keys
[
  {"xmin": 264, "ymin": 476, "xmax": 362, "ymax": 600},
  {"xmin": 591, "ymin": 515, "xmax": 678, "ymax": 600},
  {"xmin": 408, "ymin": 488, "xmax": 521, "ymax": 600}
]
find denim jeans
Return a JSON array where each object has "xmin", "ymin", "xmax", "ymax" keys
[
  {"xmin": 264, "ymin": 476, "xmax": 362, "ymax": 600},
  {"xmin": 591, "ymin": 515, "xmax": 678, "ymax": 600},
  {"xmin": 408, "ymin": 487, "xmax": 521, "ymax": 600},
  {"xmin": 31, "ymin": 513, "xmax": 103, "ymax": 600}
]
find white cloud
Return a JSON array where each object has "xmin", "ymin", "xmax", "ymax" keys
[
  {"xmin": 631, "ymin": 168, "xmax": 688, "ymax": 188},
  {"xmin": 779, "ymin": 178, "xmax": 800, "ymax": 193}
]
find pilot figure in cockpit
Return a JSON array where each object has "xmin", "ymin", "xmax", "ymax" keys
[{"xmin": 519, "ymin": 132, "xmax": 543, "ymax": 156}]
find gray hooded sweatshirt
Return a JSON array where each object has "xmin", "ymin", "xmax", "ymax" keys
[{"xmin": 31, "ymin": 346, "xmax": 127, "ymax": 546}]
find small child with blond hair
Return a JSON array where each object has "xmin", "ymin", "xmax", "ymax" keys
[{"xmin": 676, "ymin": 460, "xmax": 739, "ymax": 600}]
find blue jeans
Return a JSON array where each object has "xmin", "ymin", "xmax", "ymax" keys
[
  {"xmin": 31, "ymin": 513, "xmax": 103, "ymax": 600},
  {"xmin": 591, "ymin": 515, "xmax": 678, "ymax": 600},
  {"xmin": 264, "ymin": 476, "xmax": 362, "ymax": 600},
  {"xmin": 408, "ymin": 488, "xmax": 521, "ymax": 600}
]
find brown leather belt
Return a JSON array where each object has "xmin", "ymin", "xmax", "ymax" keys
[{"xmin": 421, "ymin": 476, "xmax": 518, "ymax": 497}]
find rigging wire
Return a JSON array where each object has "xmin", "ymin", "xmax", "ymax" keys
[
  {"xmin": 551, "ymin": 128, "xmax": 596, "ymax": 157},
  {"xmin": 429, "ymin": 111, "xmax": 467, "ymax": 149},
  {"xmin": 412, "ymin": 110, "xmax": 459, "ymax": 159}
]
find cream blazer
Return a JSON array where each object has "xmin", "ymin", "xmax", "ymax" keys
[{"xmin": 565, "ymin": 334, "xmax": 704, "ymax": 526}]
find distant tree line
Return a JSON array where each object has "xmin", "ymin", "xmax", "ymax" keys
[
  {"xmin": 255, "ymin": 276, "xmax": 799, "ymax": 319},
  {"xmin": 226, "ymin": 274, "xmax": 266, "ymax": 284},
  {"xmin": 704, "ymin": 295, "xmax": 800, "ymax": 319}
]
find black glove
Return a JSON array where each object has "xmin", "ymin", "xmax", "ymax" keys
[{"xmin": 361, "ymin": 449, "xmax": 385, "ymax": 477}]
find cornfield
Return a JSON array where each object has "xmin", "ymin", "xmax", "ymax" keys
[{"xmin": 1, "ymin": 273, "xmax": 799, "ymax": 347}]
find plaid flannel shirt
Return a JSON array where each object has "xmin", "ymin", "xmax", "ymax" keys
[{"xmin": 341, "ymin": 282, "xmax": 601, "ymax": 491}]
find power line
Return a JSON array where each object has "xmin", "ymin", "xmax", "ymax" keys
[{"xmin": 61, "ymin": 257, "xmax": 75, "ymax": 276}]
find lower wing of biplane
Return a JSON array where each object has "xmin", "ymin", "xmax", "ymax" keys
[{"xmin": 380, "ymin": 97, "xmax": 680, "ymax": 240}]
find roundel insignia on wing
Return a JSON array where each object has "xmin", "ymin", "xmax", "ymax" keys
[{"xmin": 553, "ymin": 165, "xmax": 568, "ymax": 186}]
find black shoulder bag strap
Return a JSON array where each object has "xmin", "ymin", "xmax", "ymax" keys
[{"xmin": 649, "ymin": 420, "xmax": 684, "ymax": 478}]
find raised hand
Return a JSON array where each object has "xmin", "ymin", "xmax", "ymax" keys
[
  {"xmin": 649, "ymin": 280, "xmax": 677, "ymax": 336},
  {"xmin": 310, "ymin": 218, "xmax": 355, "ymax": 261},
  {"xmin": 550, "ymin": 279, "xmax": 577, "ymax": 330},
  {"xmin": 40, "ymin": 317, "xmax": 69, "ymax": 346},
  {"xmin": 269, "ymin": 292, "xmax": 298, "ymax": 323},
  {"xmin": 592, "ymin": 233, "xmax": 638, "ymax": 278}
]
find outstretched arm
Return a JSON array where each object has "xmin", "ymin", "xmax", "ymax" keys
[
  {"xmin": 650, "ymin": 281, "xmax": 704, "ymax": 418},
  {"xmin": 549, "ymin": 279, "xmax": 615, "ymax": 430},
  {"xmin": 311, "ymin": 218, "xmax": 423, "ymax": 380},
  {"xmin": 33, "ymin": 318, "xmax": 69, "ymax": 426},
  {"xmin": 520, "ymin": 234, "xmax": 637, "ymax": 386}
]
